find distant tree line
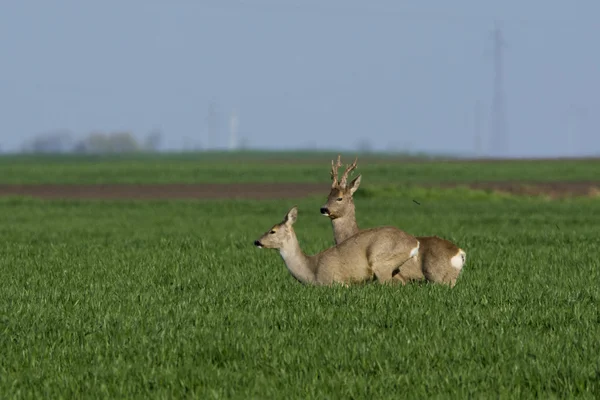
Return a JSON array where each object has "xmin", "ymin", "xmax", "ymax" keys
[{"xmin": 20, "ymin": 130, "xmax": 162, "ymax": 154}]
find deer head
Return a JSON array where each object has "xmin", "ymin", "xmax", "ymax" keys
[
  {"xmin": 254, "ymin": 206, "xmax": 298, "ymax": 249},
  {"xmin": 320, "ymin": 155, "xmax": 361, "ymax": 219}
]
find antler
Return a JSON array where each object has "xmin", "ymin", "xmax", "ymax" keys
[
  {"xmin": 339, "ymin": 157, "xmax": 358, "ymax": 188},
  {"xmin": 330, "ymin": 155, "xmax": 343, "ymax": 187}
]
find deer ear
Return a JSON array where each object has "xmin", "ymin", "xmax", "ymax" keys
[
  {"xmin": 349, "ymin": 175, "xmax": 362, "ymax": 195},
  {"xmin": 284, "ymin": 206, "xmax": 298, "ymax": 226}
]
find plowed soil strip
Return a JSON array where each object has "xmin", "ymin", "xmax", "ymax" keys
[{"xmin": 431, "ymin": 181, "xmax": 600, "ymax": 198}]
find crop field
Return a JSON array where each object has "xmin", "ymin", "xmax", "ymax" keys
[
  {"xmin": 1, "ymin": 153, "xmax": 600, "ymax": 398},
  {"xmin": 1, "ymin": 152, "xmax": 600, "ymax": 185}
]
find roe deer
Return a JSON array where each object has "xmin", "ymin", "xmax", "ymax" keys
[
  {"xmin": 320, "ymin": 155, "xmax": 467, "ymax": 288},
  {"xmin": 253, "ymin": 206, "xmax": 420, "ymax": 286}
]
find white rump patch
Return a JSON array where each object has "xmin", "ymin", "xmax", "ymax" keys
[
  {"xmin": 410, "ymin": 241, "xmax": 420, "ymax": 258},
  {"xmin": 451, "ymin": 250, "xmax": 466, "ymax": 270}
]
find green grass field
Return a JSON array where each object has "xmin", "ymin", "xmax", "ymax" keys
[
  {"xmin": 1, "ymin": 185, "xmax": 599, "ymax": 398},
  {"xmin": 1, "ymin": 152, "xmax": 599, "ymax": 184}
]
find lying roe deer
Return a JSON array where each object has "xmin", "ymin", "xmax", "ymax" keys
[
  {"xmin": 320, "ymin": 155, "xmax": 466, "ymax": 288},
  {"xmin": 253, "ymin": 206, "xmax": 420, "ymax": 286}
]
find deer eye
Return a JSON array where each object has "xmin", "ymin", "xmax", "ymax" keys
[
  {"xmin": 270, "ymin": 230, "xmax": 276, "ymax": 234},
  {"xmin": 336, "ymin": 197, "xmax": 343, "ymax": 202}
]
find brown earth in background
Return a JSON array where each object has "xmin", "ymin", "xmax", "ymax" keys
[
  {"xmin": 431, "ymin": 181, "xmax": 600, "ymax": 199},
  {"xmin": 0, "ymin": 181, "xmax": 599, "ymax": 200}
]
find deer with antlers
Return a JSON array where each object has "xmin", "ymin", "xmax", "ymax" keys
[
  {"xmin": 320, "ymin": 155, "xmax": 466, "ymax": 288},
  {"xmin": 254, "ymin": 206, "xmax": 420, "ymax": 286}
]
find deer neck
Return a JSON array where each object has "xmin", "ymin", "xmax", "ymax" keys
[
  {"xmin": 331, "ymin": 204, "xmax": 359, "ymax": 244},
  {"xmin": 278, "ymin": 230, "xmax": 317, "ymax": 284}
]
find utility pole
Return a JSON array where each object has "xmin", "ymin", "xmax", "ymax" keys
[{"xmin": 490, "ymin": 22, "xmax": 508, "ymax": 157}]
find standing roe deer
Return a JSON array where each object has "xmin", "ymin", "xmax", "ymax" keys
[
  {"xmin": 253, "ymin": 206, "xmax": 420, "ymax": 286},
  {"xmin": 319, "ymin": 155, "xmax": 467, "ymax": 288}
]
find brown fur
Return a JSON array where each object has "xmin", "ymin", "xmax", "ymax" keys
[
  {"xmin": 254, "ymin": 206, "xmax": 420, "ymax": 286},
  {"xmin": 320, "ymin": 155, "xmax": 466, "ymax": 288}
]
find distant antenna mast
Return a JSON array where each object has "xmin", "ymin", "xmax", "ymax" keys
[
  {"xmin": 490, "ymin": 22, "xmax": 508, "ymax": 157},
  {"xmin": 229, "ymin": 109, "xmax": 239, "ymax": 151}
]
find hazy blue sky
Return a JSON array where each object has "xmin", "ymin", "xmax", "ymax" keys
[{"xmin": 1, "ymin": 1, "xmax": 598, "ymax": 157}]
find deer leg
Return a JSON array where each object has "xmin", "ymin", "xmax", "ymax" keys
[
  {"xmin": 391, "ymin": 265, "xmax": 412, "ymax": 285},
  {"xmin": 372, "ymin": 262, "xmax": 403, "ymax": 284},
  {"xmin": 431, "ymin": 269, "xmax": 459, "ymax": 288},
  {"xmin": 393, "ymin": 274, "xmax": 408, "ymax": 285},
  {"xmin": 371, "ymin": 253, "xmax": 416, "ymax": 285},
  {"xmin": 369, "ymin": 240, "xmax": 420, "ymax": 285},
  {"xmin": 447, "ymin": 270, "xmax": 461, "ymax": 288},
  {"xmin": 394, "ymin": 257, "xmax": 425, "ymax": 285}
]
